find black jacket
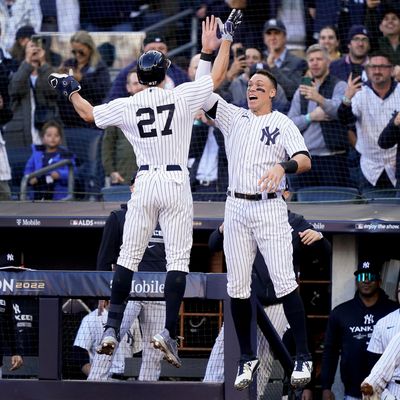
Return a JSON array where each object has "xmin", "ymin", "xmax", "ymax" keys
[
  {"xmin": 96, "ymin": 204, "xmax": 166, "ymax": 272},
  {"xmin": 208, "ymin": 211, "xmax": 332, "ymax": 305},
  {"xmin": 321, "ymin": 289, "xmax": 398, "ymax": 397}
]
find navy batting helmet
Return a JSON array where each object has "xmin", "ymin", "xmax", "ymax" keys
[{"xmin": 137, "ymin": 50, "xmax": 171, "ymax": 86}]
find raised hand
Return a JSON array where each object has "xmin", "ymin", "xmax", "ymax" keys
[
  {"xmin": 216, "ymin": 8, "xmax": 243, "ymax": 42},
  {"xmin": 48, "ymin": 70, "xmax": 81, "ymax": 101},
  {"xmin": 201, "ymin": 15, "xmax": 221, "ymax": 53}
]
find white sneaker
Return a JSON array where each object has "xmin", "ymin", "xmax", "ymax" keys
[
  {"xmin": 234, "ymin": 358, "xmax": 260, "ymax": 390},
  {"xmin": 291, "ymin": 356, "xmax": 312, "ymax": 387}
]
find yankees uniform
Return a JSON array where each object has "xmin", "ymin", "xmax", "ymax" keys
[
  {"xmin": 74, "ymin": 307, "xmax": 142, "ymax": 379},
  {"xmin": 196, "ymin": 56, "xmax": 312, "ymax": 388},
  {"xmin": 88, "ymin": 203, "xmax": 166, "ymax": 381},
  {"xmin": 204, "ymin": 212, "xmax": 331, "ymax": 398},
  {"xmin": 363, "ymin": 331, "xmax": 400, "ymax": 399}
]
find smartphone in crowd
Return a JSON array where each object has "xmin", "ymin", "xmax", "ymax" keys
[
  {"xmin": 31, "ymin": 35, "xmax": 44, "ymax": 49},
  {"xmin": 301, "ymin": 76, "xmax": 313, "ymax": 86},
  {"xmin": 351, "ymin": 64, "xmax": 363, "ymax": 80},
  {"xmin": 235, "ymin": 47, "xmax": 246, "ymax": 59}
]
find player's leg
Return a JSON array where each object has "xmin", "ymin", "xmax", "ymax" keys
[
  {"xmin": 151, "ymin": 171, "xmax": 192, "ymax": 367},
  {"xmin": 203, "ymin": 324, "xmax": 225, "ymax": 382},
  {"xmin": 254, "ymin": 199, "xmax": 312, "ymax": 387},
  {"xmin": 99, "ymin": 178, "xmax": 158, "ymax": 355},
  {"xmin": 138, "ymin": 301, "xmax": 165, "ymax": 381},
  {"xmin": 257, "ymin": 304, "xmax": 288, "ymax": 398},
  {"xmin": 224, "ymin": 197, "xmax": 259, "ymax": 390}
]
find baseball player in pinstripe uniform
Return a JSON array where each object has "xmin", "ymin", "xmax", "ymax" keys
[
  {"xmin": 87, "ymin": 178, "xmax": 166, "ymax": 381},
  {"xmin": 73, "ymin": 300, "xmax": 142, "ymax": 380},
  {"xmin": 196, "ymin": 29, "xmax": 313, "ymax": 391},
  {"xmin": 361, "ymin": 281, "xmax": 400, "ymax": 399},
  {"xmin": 48, "ymin": 11, "xmax": 243, "ymax": 368},
  {"xmin": 204, "ymin": 211, "xmax": 331, "ymax": 398}
]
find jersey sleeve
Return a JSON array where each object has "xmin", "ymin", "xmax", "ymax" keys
[
  {"xmin": 93, "ymin": 97, "xmax": 130, "ymax": 129},
  {"xmin": 282, "ymin": 117, "xmax": 309, "ymax": 158},
  {"xmin": 367, "ymin": 320, "xmax": 384, "ymax": 354},
  {"xmin": 174, "ymin": 75, "xmax": 214, "ymax": 114}
]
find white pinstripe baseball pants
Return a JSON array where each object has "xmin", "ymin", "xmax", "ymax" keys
[
  {"xmin": 118, "ymin": 169, "xmax": 192, "ymax": 273},
  {"xmin": 223, "ymin": 196, "xmax": 298, "ymax": 299}
]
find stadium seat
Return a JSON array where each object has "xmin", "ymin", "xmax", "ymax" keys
[
  {"xmin": 101, "ymin": 185, "xmax": 131, "ymax": 202},
  {"xmin": 296, "ymin": 186, "xmax": 362, "ymax": 202},
  {"xmin": 64, "ymin": 128, "xmax": 104, "ymax": 200}
]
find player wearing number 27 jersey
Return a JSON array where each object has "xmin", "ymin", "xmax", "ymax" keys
[{"xmin": 47, "ymin": 13, "xmax": 242, "ymax": 369}]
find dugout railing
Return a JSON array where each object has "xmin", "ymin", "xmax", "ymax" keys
[{"xmin": 0, "ymin": 270, "xmax": 292, "ymax": 400}]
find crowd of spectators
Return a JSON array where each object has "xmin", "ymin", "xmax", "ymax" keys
[{"xmin": 0, "ymin": 0, "xmax": 399, "ymax": 201}]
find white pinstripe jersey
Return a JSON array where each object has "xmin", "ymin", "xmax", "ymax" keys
[
  {"xmin": 203, "ymin": 94, "xmax": 309, "ymax": 193},
  {"xmin": 368, "ymin": 309, "xmax": 400, "ymax": 354},
  {"xmin": 93, "ymin": 75, "xmax": 213, "ymax": 167}
]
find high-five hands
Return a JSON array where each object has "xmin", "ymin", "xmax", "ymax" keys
[{"xmin": 216, "ymin": 8, "xmax": 243, "ymax": 42}]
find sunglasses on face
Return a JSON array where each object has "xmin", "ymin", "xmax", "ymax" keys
[
  {"xmin": 72, "ymin": 49, "xmax": 86, "ymax": 56},
  {"xmin": 356, "ymin": 272, "xmax": 379, "ymax": 282}
]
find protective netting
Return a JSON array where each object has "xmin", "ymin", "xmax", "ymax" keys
[{"xmin": 0, "ymin": 1, "xmax": 398, "ymax": 201}]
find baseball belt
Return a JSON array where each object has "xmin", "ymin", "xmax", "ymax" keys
[
  {"xmin": 227, "ymin": 190, "xmax": 277, "ymax": 200},
  {"xmin": 139, "ymin": 165, "xmax": 181, "ymax": 171}
]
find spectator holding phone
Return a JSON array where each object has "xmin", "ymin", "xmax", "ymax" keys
[
  {"xmin": 330, "ymin": 25, "xmax": 370, "ymax": 83},
  {"xmin": 288, "ymin": 44, "xmax": 350, "ymax": 192},
  {"xmin": 338, "ymin": 51, "xmax": 400, "ymax": 196}
]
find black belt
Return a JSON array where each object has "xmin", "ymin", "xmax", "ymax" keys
[
  {"xmin": 196, "ymin": 179, "xmax": 217, "ymax": 187},
  {"xmin": 395, "ymin": 379, "xmax": 400, "ymax": 384},
  {"xmin": 139, "ymin": 165, "xmax": 181, "ymax": 171},
  {"xmin": 227, "ymin": 190, "xmax": 277, "ymax": 200},
  {"xmin": 111, "ymin": 373, "xmax": 129, "ymax": 380}
]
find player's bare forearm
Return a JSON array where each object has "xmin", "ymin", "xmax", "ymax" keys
[
  {"xmin": 70, "ymin": 92, "xmax": 94, "ymax": 123},
  {"xmin": 293, "ymin": 153, "xmax": 311, "ymax": 174},
  {"xmin": 211, "ymin": 39, "xmax": 231, "ymax": 89}
]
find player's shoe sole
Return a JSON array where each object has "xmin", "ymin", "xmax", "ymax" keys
[
  {"xmin": 291, "ymin": 359, "xmax": 313, "ymax": 387},
  {"xmin": 96, "ymin": 328, "xmax": 119, "ymax": 356},
  {"xmin": 151, "ymin": 333, "xmax": 181, "ymax": 368},
  {"xmin": 234, "ymin": 358, "xmax": 260, "ymax": 390}
]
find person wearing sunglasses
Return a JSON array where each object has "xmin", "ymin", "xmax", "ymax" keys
[
  {"xmin": 57, "ymin": 31, "xmax": 111, "ymax": 129},
  {"xmin": 321, "ymin": 260, "xmax": 398, "ymax": 400}
]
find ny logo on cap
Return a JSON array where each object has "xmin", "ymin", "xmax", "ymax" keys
[
  {"xmin": 362, "ymin": 261, "xmax": 370, "ymax": 269},
  {"xmin": 7, "ymin": 254, "xmax": 14, "ymax": 262}
]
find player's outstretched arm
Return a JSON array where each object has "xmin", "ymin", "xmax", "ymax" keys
[
  {"xmin": 48, "ymin": 71, "xmax": 94, "ymax": 123},
  {"xmin": 210, "ymin": 9, "xmax": 243, "ymax": 89}
]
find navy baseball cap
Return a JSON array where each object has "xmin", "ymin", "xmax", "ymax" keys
[
  {"xmin": 354, "ymin": 260, "xmax": 380, "ymax": 281},
  {"xmin": 347, "ymin": 25, "xmax": 369, "ymax": 43},
  {"xmin": 263, "ymin": 19, "xmax": 287, "ymax": 34},
  {"xmin": 143, "ymin": 33, "xmax": 166, "ymax": 47},
  {"xmin": 15, "ymin": 25, "xmax": 35, "ymax": 40}
]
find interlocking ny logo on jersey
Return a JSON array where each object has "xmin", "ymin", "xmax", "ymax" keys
[{"xmin": 260, "ymin": 126, "xmax": 280, "ymax": 145}]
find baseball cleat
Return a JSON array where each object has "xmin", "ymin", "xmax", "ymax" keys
[
  {"xmin": 234, "ymin": 358, "xmax": 260, "ymax": 390},
  {"xmin": 96, "ymin": 327, "xmax": 119, "ymax": 356},
  {"xmin": 151, "ymin": 329, "xmax": 182, "ymax": 368},
  {"xmin": 291, "ymin": 354, "xmax": 313, "ymax": 387}
]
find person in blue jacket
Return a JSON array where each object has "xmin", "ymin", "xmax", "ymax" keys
[{"xmin": 24, "ymin": 120, "xmax": 76, "ymax": 200}]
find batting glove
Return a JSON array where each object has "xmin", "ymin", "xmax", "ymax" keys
[
  {"xmin": 216, "ymin": 8, "xmax": 243, "ymax": 42},
  {"xmin": 48, "ymin": 72, "xmax": 81, "ymax": 101}
]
